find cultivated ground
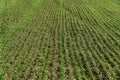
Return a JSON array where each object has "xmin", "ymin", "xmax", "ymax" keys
[{"xmin": 0, "ymin": 0, "xmax": 120, "ymax": 80}]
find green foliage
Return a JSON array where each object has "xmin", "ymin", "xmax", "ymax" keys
[{"xmin": 0, "ymin": 0, "xmax": 120, "ymax": 80}]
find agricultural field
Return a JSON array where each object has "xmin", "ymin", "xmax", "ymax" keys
[{"xmin": 0, "ymin": 0, "xmax": 120, "ymax": 80}]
